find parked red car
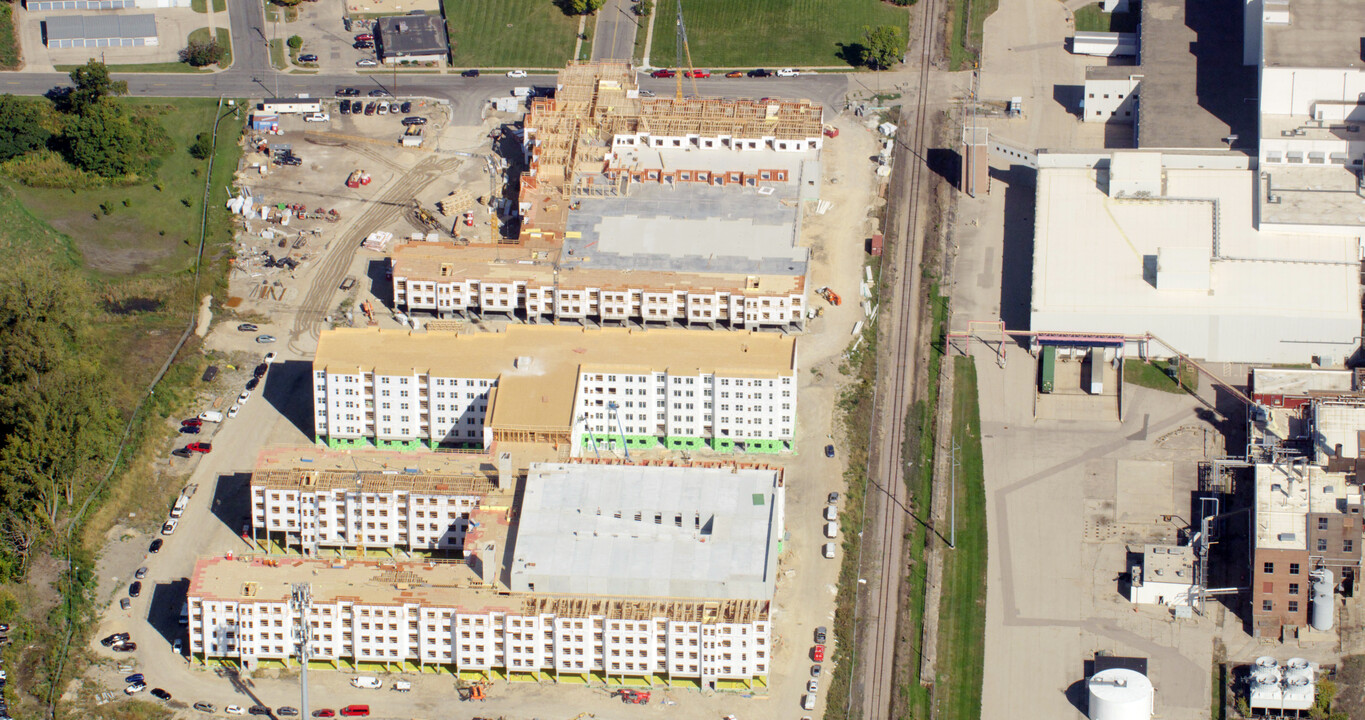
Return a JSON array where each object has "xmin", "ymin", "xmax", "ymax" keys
[
  {"xmin": 684, "ymin": 69, "xmax": 711, "ymax": 78},
  {"xmin": 812, "ymin": 644, "xmax": 825, "ymax": 662},
  {"xmin": 186, "ymin": 442, "xmax": 212, "ymax": 454},
  {"xmin": 181, "ymin": 418, "xmax": 202, "ymax": 428},
  {"xmin": 311, "ymin": 711, "xmax": 335, "ymax": 718},
  {"xmin": 339, "ymin": 706, "xmax": 369, "ymax": 718},
  {"xmin": 650, "ymin": 69, "xmax": 675, "ymax": 78},
  {"xmin": 354, "ymin": 34, "xmax": 373, "ymax": 42}
]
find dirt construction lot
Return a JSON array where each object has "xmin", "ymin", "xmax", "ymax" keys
[{"xmin": 77, "ymin": 95, "xmax": 890, "ymax": 719}]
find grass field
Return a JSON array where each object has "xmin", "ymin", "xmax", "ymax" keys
[
  {"xmin": 0, "ymin": 2, "xmax": 19, "ymax": 70},
  {"xmin": 649, "ymin": 0, "xmax": 911, "ymax": 68},
  {"xmin": 1123, "ymin": 358, "xmax": 1198, "ymax": 394},
  {"xmin": 56, "ymin": 61, "xmax": 211, "ymax": 73},
  {"xmin": 12, "ymin": 99, "xmax": 243, "ymax": 280},
  {"xmin": 947, "ymin": 0, "xmax": 999, "ymax": 70},
  {"xmin": 443, "ymin": 0, "xmax": 579, "ymax": 68},
  {"xmin": 891, "ymin": 288, "xmax": 948, "ymax": 719},
  {"xmin": 1074, "ymin": 2, "xmax": 1139, "ymax": 33},
  {"xmin": 933, "ymin": 356, "xmax": 988, "ymax": 720}
]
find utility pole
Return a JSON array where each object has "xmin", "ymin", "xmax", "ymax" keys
[
  {"xmin": 290, "ymin": 583, "xmax": 313, "ymax": 718},
  {"xmin": 949, "ymin": 437, "xmax": 960, "ymax": 549}
]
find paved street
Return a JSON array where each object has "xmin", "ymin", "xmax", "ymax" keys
[
  {"xmin": 592, "ymin": 0, "xmax": 642, "ymax": 62},
  {"xmin": 0, "ymin": 1, "xmax": 852, "ymax": 120}
]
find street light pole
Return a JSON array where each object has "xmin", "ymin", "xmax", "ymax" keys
[{"xmin": 290, "ymin": 583, "xmax": 313, "ymax": 718}]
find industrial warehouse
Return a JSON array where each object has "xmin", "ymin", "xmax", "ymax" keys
[
  {"xmin": 189, "ymin": 462, "xmax": 783, "ymax": 688},
  {"xmin": 1027, "ymin": 151, "xmax": 1361, "ymax": 364}
]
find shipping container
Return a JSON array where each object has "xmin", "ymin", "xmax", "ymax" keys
[{"xmin": 1040, "ymin": 346, "xmax": 1056, "ymax": 393}]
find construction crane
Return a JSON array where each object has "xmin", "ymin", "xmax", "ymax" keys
[{"xmin": 674, "ymin": 0, "xmax": 700, "ymax": 100}]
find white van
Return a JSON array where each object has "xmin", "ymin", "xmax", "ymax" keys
[
  {"xmin": 823, "ymin": 506, "xmax": 838, "ymax": 522},
  {"xmin": 824, "ymin": 521, "xmax": 838, "ymax": 539},
  {"xmin": 803, "ymin": 693, "xmax": 816, "ymax": 710},
  {"xmin": 350, "ymin": 676, "xmax": 382, "ymax": 689},
  {"xmin": 822, "ymin": 542, "xmax": 836, "ymax": 559},
  {"xmin": 198, "ymin": 410, "xmax": 224, "ymax": 423},
  {"xmin": 392, "ymin": 680, "xmax": 411, "ymax": 692}
]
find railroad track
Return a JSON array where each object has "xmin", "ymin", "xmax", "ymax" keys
[{"xmin": 852, "ymin": 0, "xmax": 943, "ymax": 717}]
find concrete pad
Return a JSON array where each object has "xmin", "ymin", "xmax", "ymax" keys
[{"xmin": 1114, "ymin": 459, "xmax": 1174, "ymax": 523}]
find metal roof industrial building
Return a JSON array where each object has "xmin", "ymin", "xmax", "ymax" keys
[
  {"xmin": 509, "ymin": 463, "xmax": 785, "ymax": 600},
  {"xmin": 43, "ymin": 13, "xmax": 158, "ymax": 47}
]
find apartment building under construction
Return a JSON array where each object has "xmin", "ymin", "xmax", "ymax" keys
[
  {"xmin": 381, "ymin": 62, "xmax": 825, "ymax": 334},
  {"xmin": 189, "ymin": 462, "xmax": 783, "ymax": 688},
  {"xmin": 518, "ymin": 61, "xmax": 825, "ymax": 240},
  {"xmin": 312, "ymin": 325, "xmax": 799, "ymax": 454},
  {"xmin": 249, "ymin": 457, "xmax": 510, "ymax": 554},
  {"xmin": 390, "ymin": 241, "xmax": 806, "ymax": 330}
]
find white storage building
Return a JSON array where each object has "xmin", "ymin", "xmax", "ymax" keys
[{"xmin": 43, "ymin": 13, "xmax": 157, "ymax": 47}]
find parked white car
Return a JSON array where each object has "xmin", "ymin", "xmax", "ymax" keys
[
  {"xmin": 304, "ymin": 112, "xmax": 330, "ymax": 122},
  {"xmin": 161, "ymin": 518, "xmax": 178, "ymax": 536},
  {"xmin": 225, "ymin": 706, "xmax": 245, "ymax": 715},
  {"xmin": 506, "ymin": 69, "xmax": 527, "ymax": 78},
  {"xmin": 776, "ymin": 68, "xmax": 799, "ymax": 77},
  {"xmin": 237, "ymin": 390, "xmax": 251, "ymax": 405},
  {"xmin": 227, "ymin": 404, "xmax": 240, "ymax": 418},
  {"xmin": 263, "ymin": 352, "xmax": 277, "ymax": 364},
  {"xmin": 356, "ymin": 59, "xmax": 378, "ymax": 67}
]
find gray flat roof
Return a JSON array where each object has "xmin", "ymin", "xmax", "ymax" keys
[
  {"xmin": 508, "ymin": 463, "xmax": 784, "ymax": 600},
  {"xmin": 44, "ymin": 12, "xmax": 155, "ymax": 40},
  {"xmin": 1135, "ymin": 0, "xmax": 1254, "ymax": 149},
  {"xmin": 376, "ymin": 13, "xmax": 446, "ymax": 57},
  {"xmin": 1262, "ymin": 0, "xmax": 1365, "ymax": 68},
  {"xmin": 563, "ymin": 183, "xmax": 808, "ymax": 277}
]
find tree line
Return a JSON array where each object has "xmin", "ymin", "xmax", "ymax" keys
[
  {"xmin": 0, "ymin": 61, "xmax": 180, "ymax": 576},
  {"xmin": 0, "ymin": 60, "xmax": 173, "ymax": 181}
]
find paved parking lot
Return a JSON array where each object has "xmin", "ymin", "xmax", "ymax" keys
[
  {"xmin": 17, "ymin": 6, "xmax": 213, "ymax": 71},
  {"xmin": 280, "ymin": 3, "xmax": 381, "ymax": 73}
]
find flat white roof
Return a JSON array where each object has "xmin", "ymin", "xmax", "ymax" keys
[
  {"xmin": 1030, "ymin": 153, "xmax": 1361, "ymax": 362},
  {"xmin": 1312, "ymin": 400, "xmax": 1365, "ymax": 463},
  {"xmin": 1251, "ymin": 368, "xmax": 1355, "ymax": 397},
  {"xmin": 508, "ymin": 463, "xmax": 783, "ymax": 600},
  {"xmin": 1254, "ymin": 463, "xmax": 1360, "ymax": 549}
]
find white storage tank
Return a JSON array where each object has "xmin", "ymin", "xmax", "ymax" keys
[
  {"xmin": 1311, "ymin": 569, "xmax": 1334, "ymax": 631},
  {"xmin": 1088, "ymin": 668, "xmax": 1154, "ymax": 720}
]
